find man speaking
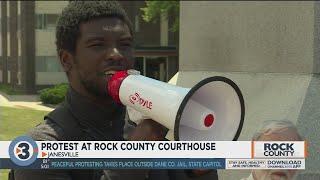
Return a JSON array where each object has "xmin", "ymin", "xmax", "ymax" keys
[{"xmin": 10, "ymin": 1, "xmax": 218, "ymax": 180}]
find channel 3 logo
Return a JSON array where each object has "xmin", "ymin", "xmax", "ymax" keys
[{"xmin": 8, "ymin": 136, "xmax": 38, "ymax": 166}]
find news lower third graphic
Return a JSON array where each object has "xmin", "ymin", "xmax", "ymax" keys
[
  {"xmin": 8, "ymin": 136, "xmax": 39, "ymax": 166},
  {"xmin": 0, "ymin": 136, "xmax": 306, "ymax": 169}
]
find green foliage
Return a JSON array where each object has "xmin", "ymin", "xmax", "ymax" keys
[
  {"xmin": 39, "ymin": 83, "xmax": 68, "ymax": 105},
  {"xmin": 140, "ymin": 1, "xmax": 180, "ymax": 32},
  {"xmin": 0, "ymin": 84, "xmax": 22, "ymax": 95}
]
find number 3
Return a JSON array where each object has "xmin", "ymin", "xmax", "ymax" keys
[{"xmin": 18, "ymin": 143, "xmax": 30, "ymax": 160}]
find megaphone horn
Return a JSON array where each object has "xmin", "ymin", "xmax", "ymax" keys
[{"xmin": 107, "ymin": 70, "xmax": 245, "ymax": 141}]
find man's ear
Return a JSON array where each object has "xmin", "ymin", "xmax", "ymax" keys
[{"xmin": 59, "ymin": 49, "xmax": 74, "ymax": 73}]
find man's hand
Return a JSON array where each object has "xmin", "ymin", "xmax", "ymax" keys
[
  {"xmin": 128, "ymin": 120, "xmax": 214, "ymax": 178},
  {"xmin": 128, "ymin": 119, "xmax": 168, "ymax": 141},
  {"xmin": 190, "ymin": 169, "xmax": 213, "ymax": 177}
]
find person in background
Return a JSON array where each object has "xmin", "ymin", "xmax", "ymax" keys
[{"xmin": 242, "ymin": 120, "xmax": 303, "ymax": 180}]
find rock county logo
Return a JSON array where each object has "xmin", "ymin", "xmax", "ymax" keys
[
  {"xmin": 9, "ymin": 136, "xmax": 38, "ymax": 166},
  {"xmin": 263, "ymin": 143, "xmax": 294, "ymax": 157}
]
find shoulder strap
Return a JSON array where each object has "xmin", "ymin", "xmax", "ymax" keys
[{"xmin": 44, "ymin": 103, "xmax": 84, "ymax": 140}]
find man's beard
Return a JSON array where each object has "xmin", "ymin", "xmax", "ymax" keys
[
  {"xmin": 78, "ymin": 71, "xmax": 108, "ymax": 98},
  {"xmin": 81, "ymin": 78, "xmax": 106, "ymax": 97}
]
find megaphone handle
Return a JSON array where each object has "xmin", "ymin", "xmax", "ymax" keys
[
  {"xmin": 127, "ymin": 106, "xmax": 150, "ymax": 125},
  {"xmin": 165, "ymin": 129, "xmax": 175, "ymax": 141},
  {"xmin": 127, "ymin": 119, "xmax": 168, "ymax": 141}
]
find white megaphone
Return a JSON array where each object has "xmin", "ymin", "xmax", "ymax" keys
[{"xmin": 107, "ymin": 70, "xmax": 245, "ymax": 141}]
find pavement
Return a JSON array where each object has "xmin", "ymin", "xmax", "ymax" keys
[{"xmin": 0, "ymin": 92, "xmax": 54, "ymax": 111}]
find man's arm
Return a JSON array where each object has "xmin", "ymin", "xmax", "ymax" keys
[
  {"xmin": 12, "ymin": 169, "xmax": 72, "ymax": 180},
  {"xmin": 127, "ymin": 119, "xmax": 168, "ymax": 141},
  {"xmin": 11, "ymin": 121, "xmax": 73, "ymax": 180},
  {"xmin": 127, "ymin": 119, "xmax": 218, "ymax": 179}
]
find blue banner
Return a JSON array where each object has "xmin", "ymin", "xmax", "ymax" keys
[{"xmin": 0, "ymin": 158, "xmax": 226, "ymax": 169}]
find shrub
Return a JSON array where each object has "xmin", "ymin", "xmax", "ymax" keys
[
  {"xmin": 0, "ymin": 84, "xmax": 23, "ymax": 95},
  {"xmin": 39, "ymin": 83, "xmax": 68, "ymax": 105}
]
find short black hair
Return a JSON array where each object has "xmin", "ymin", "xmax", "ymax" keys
[{"xmin": 56, "ymin": 1, "xmax": 132, "ymax": 54}]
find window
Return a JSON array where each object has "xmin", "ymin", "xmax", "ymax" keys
[
  {"xmin": 134, "ymin": 57, "xmax": 144, "ymax": 74},
  {"xmin": 146, "ymin": 57, "xmax": 167, "ymax": 81},
  {"xmin": 35, "ymin": 14, "xmax": 58, "ymax": 30},
  {"xmin": 36, "ymin": 56, "xmax": 62, "ymax": 72},
  {"xmin": 35, "ymin": 14, "xmax": 46, "ymax": 29},
  {"xmin": 135, "ymin": 56, "xmax": 169, "ymax": 82},
  {"xmin": 46, "ymin": 14, "xmax": 58, "ymax": 30},
  {"xmin": 135, "ymin": 15, "xmax": 140, "ymax": 32}
]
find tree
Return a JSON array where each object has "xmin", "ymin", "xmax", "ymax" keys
[{"xmin": 140, "ymin": 1, "xmax": 179, "ymax": 32}]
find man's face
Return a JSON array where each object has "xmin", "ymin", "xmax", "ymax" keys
[
  {"xmin": 253, "ymin": 169, "xmax": 297, "ymax": 180},
  {"xmin": 67, "ymin": 17, "xmax": 134, "ymax": 99},
  {"xmin": 252, "ymin": 128, "xmax": 299, "ymax": 180}
]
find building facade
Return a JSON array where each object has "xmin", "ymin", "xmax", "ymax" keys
[
  {"xmin": 175, "ymin": 1, "xmax": 319, "ymax": 179},
  {"xmin": 0, "ymin": 1, "xmax": 179, "ymax": 93}
]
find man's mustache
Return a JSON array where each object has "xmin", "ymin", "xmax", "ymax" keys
[
  {"xmin": 104, "ymin": 60, "xmax": 128, "ymax": 67},
  {"xmin": 97, "ymin": 60, "xmax": 131, "ymax": 77}
]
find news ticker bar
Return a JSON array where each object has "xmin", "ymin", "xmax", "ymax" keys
[
  {"xmin": 0, "ymin": 158, "xmax": 305, "ymax": 169},
  {"xmin": 0, "ymin": 136, "xmax": 306, "ymax": 169}
]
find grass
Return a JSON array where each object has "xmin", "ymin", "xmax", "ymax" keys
[{"xmin": 0, "ymin": 106, "xmax": 47, "ymax": 180}]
